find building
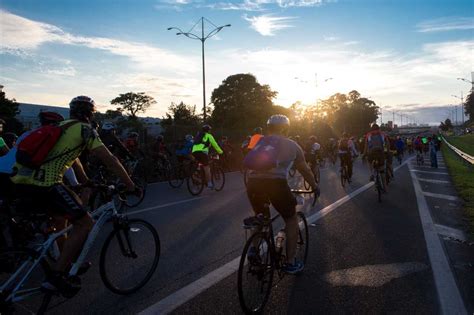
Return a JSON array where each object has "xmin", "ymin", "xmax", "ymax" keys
[
  {"xmin": 17, "ymin": 103, "xmax": 69, "ymax": 130},
  {"xmin": 387, "ymin": 120, "xmax": 394, "ymax": 129}
]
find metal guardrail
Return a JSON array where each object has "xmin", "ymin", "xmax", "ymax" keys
[{"xmin": 442, "ymin": 137, "xmax": 474, "ymax": 165}]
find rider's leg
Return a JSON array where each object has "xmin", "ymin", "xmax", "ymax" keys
[
  {"xmin": 283, "ymin": 213, "xmax": 298, "ymax": 263},
  {"xmin": 204, "ymin": 165, "xmax": 212, "ymax": 187},
  {"xmin": 347, "ymin": 154, "xmax": 353, "ymax": 179}
]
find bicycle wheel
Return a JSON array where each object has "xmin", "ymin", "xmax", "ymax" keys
[
  {"xmin": 212, "ymin": 166, "xmax": 225, "ymax": 191},
  {"xmin": 340, "ymin": 167, "xmax": 346, "ymax": 187},
  {"xmin": 123, "ymin": 175, "xmax": 147, "ymax": 208},
  {"xmin": 376, "ymin": 174, "xmax": 382, "ymax": 202},
  {"xmin": 168, "ymin": 165, "xmax": 184, "ymax": 188},
  {"xmin": 237, "ymin": 232, "xmax": 275, "ymax": 314},
  {"xmin": 243, "ymin": 169, "xmax": 249, "ymax": 187},
  {"xmin": 100, "ymin": 218, "xmax": 160, "ymax": 295},
  {"xmin": 296, "ymin": 212, "xmax": 309, "ymax": 264},
  {"xmin": 186, "ymin": 166, "xmax": 205, "ymax": 196},
  {"xmin": 313, "ymin": 165, "xmax": 320, "ymax": 184},
  {"xmin": 0, "ymin": 248, "xmax": 51, "ymax": 314}
]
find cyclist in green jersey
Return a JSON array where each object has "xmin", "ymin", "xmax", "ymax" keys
[
  {"xmin": 192, "ymin": 124, "xmax": 223, "ymax": 189},
  {"xmin": 11, "ymin": 96, "xmax": 140, "ymax": 297},
  {"xmin": 0, "ymin": 119, "xmax": 9, "ymax": 157}
]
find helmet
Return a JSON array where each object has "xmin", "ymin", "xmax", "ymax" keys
[
  {"xmin": 309, "ymin": 135, "xmax": 317, "ymax": 141},
  {"xmin": 69, "ymin": 95, "xmax": 96, "ymax": 122},
  {"xmin": 267, "ymin": 114, "xmax": 290, "ymax": 126},
  {"xmin": 101, "ymin": 122, "xmax": 115, "ymax": 131},
  {"xmin": 128, "ymin": 131, "xmax": 139, "ymax": 138},
  {"xmin": 202, "ymin": 124, "xmax": 212, "ymax": 132},
  {"xmin": 371, "ymin": 123, "xmax": 380, "ymax": 130},
  {"xmin": 254, "ymin": 127, "xmax": 262, "ymax": 134},
  {"xmin": 39, "ymin": 111, "xmax": 65, "ymax": 125},
  {"xmin": 185, "ymin": 134, "xmax": 193, "ymax": 141}
]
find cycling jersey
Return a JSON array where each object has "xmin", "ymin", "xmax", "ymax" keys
[
  {"xmin": 365, "ymin": 130, "xmax": 385, "ymax": 151},
  {"xmin": 248, "ymin": 134, "xmax": 263, "ymax": 150},
  {"xmin": 0, "ymin": 131, "xmax": 31, "ymax": 175},
  {"xmin": 11, "ymin": 120, "xmax": 103, "ymax": 187},
  {"xmin": 192, "ymin": 133, "xmax": 223, "ymax": 155},
  {"xmin": 176, "ymin": 140, "xmax": 194, "ymax": 156}
]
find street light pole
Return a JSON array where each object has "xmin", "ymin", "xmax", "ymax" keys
[
  {"xmin": 168, "ymin": 18, "xmax": 231, "ymax": 120},
  {"xmin": 452, "ymin": 93, "xmax": 464, "ymax": 125}
]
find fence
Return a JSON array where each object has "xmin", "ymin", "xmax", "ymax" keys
[{"xmin": 442, "ymin": 136, "xmax": 474, "ymax": 166}]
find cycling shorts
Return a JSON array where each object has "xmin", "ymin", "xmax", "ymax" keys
[
  {"xmin": 368, "ymin": 148, "xmax": 385, "ymax": 167},
  {"xmin": 192, "ymin": 151, "xmax": 209, "ymax": 166},
  {"xmin": 13, "ymin": 184, "xmax": 87, "ymax": 221},
  {"xmin": 246, "ymin": 178, "xmax": 296, "ymax": 219}
]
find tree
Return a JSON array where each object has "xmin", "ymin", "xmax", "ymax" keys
[
  {"xmin": 161, "ymin": 102, "xmax": 200, "ymax": 140},
  {"xmin": 210, "ymin": 74, "xmax": 277, "ymax": 130},
  {"xmin": 465, "ymin": 89, "xmax": 473, "ymax": 122},
  {"xmin": 110, "ymin": 92, "xmax": 156, "ymax": 119},
  {"xmin": 0, "ymin": 89, "xmax": 23, "ymax": 134},
  {"xmin": 439, "ymin": 118, "xmax": 453, "ymax": 131}
]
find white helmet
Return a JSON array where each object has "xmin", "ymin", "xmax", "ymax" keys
[
  {"xmin": 185, "ymin": 134, "xmax": 193, "ymax": 141},
  {"xmin": 267, "ymin": 114, "xmax": 290, "ymax": 126},
  {"xmin": 102, "ymin": 122, "xmax": 115, "ymax": 131}
]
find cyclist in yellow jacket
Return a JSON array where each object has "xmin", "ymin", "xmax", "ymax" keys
[{"xmin": 192, "ymin": 124, "xmax": 223, "ymax": 189}]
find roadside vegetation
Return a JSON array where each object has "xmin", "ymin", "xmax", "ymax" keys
[{"xmin": 441, "ymin": 136, "xmax": 474, "ymax": 236}]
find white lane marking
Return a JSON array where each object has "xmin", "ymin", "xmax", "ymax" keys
[
  {"xmin": 138, "ymin": 157, "xmax": 415, "ymax": 315},
  {"xmin": 435, "ymin": 224, "xmax": 467, "ymax": 242},
  {"xmin": 423, "ymin": 192, "xmax": 460, "ymax": 201},
  {"xmin": 408, "ymin": 162, "xmax": 467, "ymax": 315},
  {"xmin": 417, "ymin": 178, "xmax": 450, "ymax": 184},
  {"xmin": 410, "ymin": 170, "xmax": 449, "ymax": 175},
  {"xmin": 128, "ymin": 197, "xmax": 205, "ymax": 216},
  {"xmin": 148, "ymin": 171, "xmax": 242, "ymax": 187},
  {"xmin": 415, "ymin": 165, "xmax": 447, "ymax": 170},
  {"xmin": 322, "ymin": 262, "xmax": 428, "ymax": 287}
]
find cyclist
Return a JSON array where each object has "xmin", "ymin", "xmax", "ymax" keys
[
  {"xmin": 305, "ymin": 135, "xmax": 321, "ymax": 167},
  {"xmin": 153, "ymin": 135, "xmax": 172, "ymax": 164},
  {"xmin": 247, "ymin": 127, "xmax": 264, "ymax": 151},
  {"xmin": 395, "ymin": 136, "xmax": 405, "ymax": 162},
  {"xmin": 99, "ymin": 122, "xmax": 134, "ymax": 161},
  {"xmin": 0, "ymin": 119, "xmax": 9, "ymax": 157},
  {"xmin": 3, "ymin": 132, "xmax": 18, "ymax": 150},
  {"xmin": 246, "ymin": 115, "xmax": 318, "ymax": 274},
  {"xmin": 123, "ymin": 131, "xmax": 140, "ymax": 156},
  {"xmin": 10, "ymin": 96, "xmax": 139, "ymax": 298},
  {"xmin": 364, "ymin": 123, "xmax": 386, "ymax": 181},
  {"xmin": 175, "ymin": 134, "xmax": 194, "ymax": 163},
  {"xmin": 192, "ymin": 124, "xmax": 223, "ymax": 189},
  {"xmin": 338, "ymin": 133, "xmax": 357, "ymax": 182},
  {"xmin": 429, "ymin": 135, "xmax": 438, "ymax": 168},
  {"xmin": 407, "ymin": 137, "xmax": 413, "ymax": 154}
]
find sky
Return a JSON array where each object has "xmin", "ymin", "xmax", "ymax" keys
[{"xmin": 0, "ymin": 0, "xmax": 473, "ymax": 125}]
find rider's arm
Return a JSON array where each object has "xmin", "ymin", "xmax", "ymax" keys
[
  {"xmin": 208, "ymin": 134, "xmax": 224, "ymax": 154},
  {"xmin": 71, "ymin": 158, "xmax": 89, "ymax": 183},
  {"xmin": 91, "ymin": 146, "xmax": 135, "ymax": 191},
  {"xmin": 294, "ymin": 147, "xmax": 318, "ymax": 190}
]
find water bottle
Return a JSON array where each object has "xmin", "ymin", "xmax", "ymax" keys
[{"xmin": 275, "ymin": 230, "xmax": 286, "ymax": 254}]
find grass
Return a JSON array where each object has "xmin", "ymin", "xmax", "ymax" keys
[
  {"xmin": 441, "ymin": 143, "xmax": 474, "ymax": 237},
  {"xmin": 446, "ymin": 134, "xmax": 474, "ymax": 156}
]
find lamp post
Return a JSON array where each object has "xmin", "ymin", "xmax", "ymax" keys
[
  {"xmin": 451, "ymin": 93, "xmax": 464, "ymax": 125},
  {"xmin": 168, "ymin": 18, "xmax": 231, "ymax": 120},
  {"xmin": 457, "ymin": 74, "xmax": 474, "ymax": 91}
]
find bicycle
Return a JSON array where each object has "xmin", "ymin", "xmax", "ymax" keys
[
  {"xmin": 187, "ymin": 154, "xmax": 225, "ymax": 196},
  {"xmin": 168, "ymin": 158, "xmax": 194, "ymax": 189},
  {"xmin": 340, "ymin": 156, "xmax": 350, "ymax": 188},
  {"xmin": 396, "ymin": 150, "xmax": 403, "ymax": 165},
  {"xmin": 0, "ymin": 184, "xmax": 160, "ymax": 314},
  {"xmin": 237, "ymin": 189, "xmax": 316, "ymax": 314},
  {"xmin": 372, "ymin": 159, "xmax": 386, "ymax": 202},
  {"xmin": 416, "ymin": 151, "xmax": 424, "ymax": 166},
  {"xmin": 304, "ymin": 160, "xmax": 320, "ymax": 190}
]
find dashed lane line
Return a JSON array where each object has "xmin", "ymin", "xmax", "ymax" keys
[
  {"xmin": 423, "ymin": 192, "xmax": 460, "ymax": 201},
  {"xmin": 435, "ymin": 224, "xmax": 467, "ymax": 242},
  {"xmin": 414, "ymin": 165, "xmax": 447, "ymax": 170},
  {"xmin": 417, "ymin": 178, "xmax": 450, "ymax": 184},
  {"xmin": 408, "ymin": 162, "xmax": 467, "ymax": 315},
  {"xmin": 138, "ymin": 157, "xmax": 414, "ymax": 315},
  {"xmin": 128, "ymin": 197, "xmax": 205, "ymax": 216},
  {"xmin": 410, "ymin": 169, "xmax": 449, "ymax": 175}
]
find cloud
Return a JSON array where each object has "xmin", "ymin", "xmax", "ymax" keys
[
  {"xmin": 243, "ymin": 14, "xmax": 296, "ymax": 36},
  {"xmin": 416, "ymin": 17, "xmax": 474, "ymax": 33},
  {"xmin": 0, "ymin": 10, "xmax": 196, "ymax": 72},
  {"xmin": 200, "ymin": 0, "xmax": 331, "ymax": 11}
]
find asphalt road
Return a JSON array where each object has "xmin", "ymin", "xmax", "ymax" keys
[{"xmin": 23, "ymin": 152, "xmax": 472, "ymax": 314}]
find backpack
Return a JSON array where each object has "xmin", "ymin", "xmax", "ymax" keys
[
  {"xmin": 339, "ymin": 139, "xmax": 349, "ymax": 151},
  {"xmin": 368, "ymin": 133, "xmax": 384, "ymax": 151},
  {"xmin": 16, "ymin": 121, "xmax": 81, "ymax": 168},
  {"xmin": 194, "ymin": 131, "xmax": 210, "ymax": 147},
  {"xmin": 243, "ymin": 135, "xmax": 282, "ymax": 171}
]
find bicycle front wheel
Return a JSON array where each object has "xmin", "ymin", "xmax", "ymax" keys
[
  {"xmin": 100, "ymin": 219, "xmax": 160, "ymax": 295},
  {"xmin": 212, "ymin": 166, "xmax": 225, "ymax": 191},
  {"xmin": 296, "ymin": 212, "xmax": 309, "ymax": 264},
  {"xmin": 237, "ymin": 232, "xmax": 274, "ymax": 314},
  {"xmin": 168, "ymin": 166, "xmax": 184, "ymax": 188}
]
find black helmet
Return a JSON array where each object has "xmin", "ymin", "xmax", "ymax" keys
[
  {"xmin": 69, "ymin": 95, "xmax": 96, "ymax": 122},
  {"xmin": 202, "ymin": 124, "xmax": 212, "ymax": 132},
  {"xmin": 371, "ymin": 123, "xmax": 380, "ymax": 130},
  {"xmin": 39, "ymin": 111, "xmax": 65, "ymax": 125},
  {"xmin": 254, "ymin": 127, "xmax": 262, "ymax": 134}
]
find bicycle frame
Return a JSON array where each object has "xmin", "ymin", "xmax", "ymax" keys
[{"xmin": 1, "ymin": 199, "xmax": 118, "ymax": 304}]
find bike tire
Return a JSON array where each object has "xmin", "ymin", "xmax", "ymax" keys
[
  {"xmin": 237, "ymin": 232, "xmax": 274, "ymax": 314},
  {"xmin": 123, "ymin": 175, "xmax": 147, "ymax": 208},
  {"xmin": 0, "ymin": 248, "xmax": 51, "ymax": 314},
  {"xmin": 314, "ymin": 166, "xmax": 320, "ymax": 184},
  {"xmin": 212, "ymin": 166, "xmax": 225, "ymax": 191},
  {"xmin": 376, "ymin": 175, "xmax": 382, "ymax": 202},
  {"xmin": 186, "ymin": 167, "xmax": 205, "ymax": 196},
  {"xmin": 296, "ymin": 212, "xmax": 309, "ymax": 265},
  {"xmin": 168, "ymin": 166, "xmax": 184, "ymax": 189},
  {"xmin": 99, "ymin": 219, "xmax": 160, "ymax": 295},
  {"xmin": 243, "ymin": 169, "xmax": 249, "ymax": 188},
  {"xmin": 340, "ymin": 167, "xmax": 346, "ymax": 187}
]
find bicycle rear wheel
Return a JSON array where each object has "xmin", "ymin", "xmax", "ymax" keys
[
  {"xmin": 123, "ymin": 175, "xmax": 147, "ymax": 208},
  {"xmin": 168, "ymin": 166, "xmax": 184, "ymax": 188},
  {"xmin": 296, "ymin": 212, "xmax": 309, "ymax": 264},
  {"xmin": 99, "ymin": 219, "xmax": 160, "ymax": 295},
  {"xmin": 0, "ymin": 248, "xmax": 51, "ymax": 314},
  {"xmin": 313, "ymin": 164, "xmax": 320, "ymax": 184},
  {"xmin": 340, "ymin": 167, "xmax": 346, "ymax": 187},
  {"xmin": 211, "ymin": 166, "xmax": 225, "ymax": 191},
  {"xmin": 237, "ymin": 232, "xmax": 274, "ymax": 314},
  {"xmin": 186, "ymin": 167, "xmax": 205, "ymax": 196}
]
